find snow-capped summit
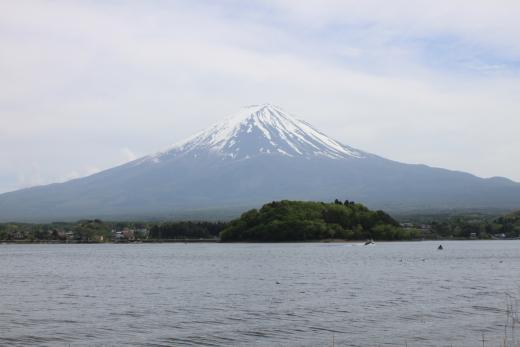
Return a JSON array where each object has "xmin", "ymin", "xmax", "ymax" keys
[{"xmin": 153, "ymin": 104, "xmax": 364, "ymax": 161}]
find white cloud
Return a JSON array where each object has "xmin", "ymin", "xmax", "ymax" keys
[
  {"xmin": 121, "ymin": 148, "xmax": 138, "ymax": 163},
  {"xmin": 266, "ymin": 0, "xmax": 520, "ymax": 56}
]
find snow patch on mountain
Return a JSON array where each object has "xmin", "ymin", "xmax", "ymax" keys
[{"xmin": 148, "ymin": 104, "xmax": 364, "ymax": 162}]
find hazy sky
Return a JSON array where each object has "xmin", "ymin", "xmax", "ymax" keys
[{"xmin": 1, "ymin": 1, "xmax": 519, "ymax": 193}]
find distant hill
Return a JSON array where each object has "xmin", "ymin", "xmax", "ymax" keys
[
  {"xmin": 0, "ymin": 104, "xmax": 519, "ymax": 222},
  {"xmin": 220, "ymin": 200, "xmax": 415, "ymax": 242}
]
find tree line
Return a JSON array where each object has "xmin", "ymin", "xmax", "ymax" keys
[{"xmin": 1, "ymin": 203, "xmax": 519, "ymax": 242}]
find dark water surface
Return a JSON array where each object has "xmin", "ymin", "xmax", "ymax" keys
[{"xmin": 1, "ymin": 241, "xmax": 520, "ymax": 346}]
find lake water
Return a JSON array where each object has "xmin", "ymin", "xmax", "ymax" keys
[{"xmin": 1, "ymin": 241, "xmax": 520, "ymax": 346}]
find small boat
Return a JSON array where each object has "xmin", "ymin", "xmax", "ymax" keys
[{"xmin": 438, "ymin": 244, "xmax": 443, "ymax": 250}]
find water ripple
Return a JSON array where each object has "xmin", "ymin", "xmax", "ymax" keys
[{"xmin": 1, "ymin": 241, "xmax": 520, "ymax": 346}]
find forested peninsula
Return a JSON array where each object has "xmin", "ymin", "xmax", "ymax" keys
[{"xmin": 220, "ymin": 200, "xmax": 416, "ymax": 242}]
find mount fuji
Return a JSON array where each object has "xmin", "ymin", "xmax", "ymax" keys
[{"xmin": 1, "ymin": 104, "xmax": 519, "ymax": 221}]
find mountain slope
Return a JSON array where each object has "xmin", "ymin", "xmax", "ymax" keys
[{"xmin": 1, "ymin": 104, "xmax": 519, "ymax": 222}]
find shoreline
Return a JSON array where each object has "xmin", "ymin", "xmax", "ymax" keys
[{"xmin": 1, "ymin": 238, "xmax": 518, "ymax": 245}]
